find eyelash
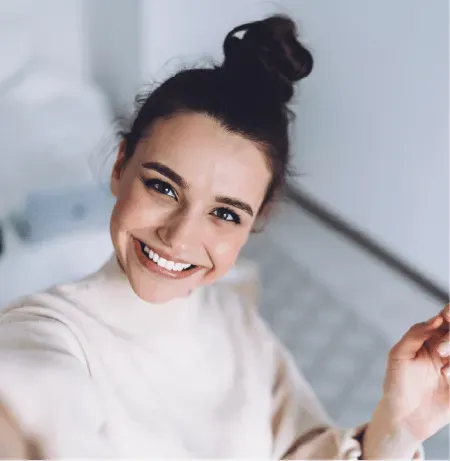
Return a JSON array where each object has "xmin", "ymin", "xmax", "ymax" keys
[
  {"xmin": 212, "ymin": 208, "xmax": 241, "ymax": 225},
  {"xmin": 143, "ymin": 178, "xmax": 177, "ymax": 199},
  {"xmin": 142, "ymin": 178, "xmax": 241, "ymax": 225}
]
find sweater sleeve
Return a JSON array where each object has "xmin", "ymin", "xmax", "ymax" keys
[
  {"xmin": 255, "ymin": 317, "xmax": 425, "ymax": 460},
  {"xmin": 0, "ymin": 308, "xmax": 111, "ymax": 458}
]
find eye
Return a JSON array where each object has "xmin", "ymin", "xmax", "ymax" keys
[
  {"xmin": 143, "ymin": 178, "xmax": 177, "ymax": 200},
  {"xmin": 212, "ymin": 207, "xmax": 241, "ymax": 224}
]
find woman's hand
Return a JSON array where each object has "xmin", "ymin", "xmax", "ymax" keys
[{"xmin": 380, "ymin": 304, "xmax": 450, "ymax": 443}]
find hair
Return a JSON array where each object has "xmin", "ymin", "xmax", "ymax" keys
[{"xmin": 120, "ymin": 14, "xmax": 313, "ymax": 219}]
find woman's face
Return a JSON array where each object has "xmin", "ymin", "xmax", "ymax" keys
[{"xmin": 110, "ymin": 112, "xmax": 272, "ymax": 303}]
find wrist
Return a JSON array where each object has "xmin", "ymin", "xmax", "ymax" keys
[{"xmin": 362, "ymin": 400, "xmax": 421, "ymax": 460}]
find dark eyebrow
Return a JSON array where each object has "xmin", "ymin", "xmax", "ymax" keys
[
  {"xmin": 215, "ymin": 196, "xmax": 254, "ymax": 217},
  {"xmin": 141, "ymin": 162, "xmax": 253, "ymax": 217},
  {"xmin": 141, "ymin": 162, "xmax": 189, "ymax": 189}
]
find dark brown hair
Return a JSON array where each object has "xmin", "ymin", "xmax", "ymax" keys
[{"xmin": 120, "ymin": 14, "xmax": 313, "ymax": 216}]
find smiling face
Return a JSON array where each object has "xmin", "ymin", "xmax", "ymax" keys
[{"xmin": 110, "ymin": 112, "xmax": 272, "ymax": 303}]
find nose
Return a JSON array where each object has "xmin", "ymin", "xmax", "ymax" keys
[{"xmin": 157, "ymin": 209, "xmax": 200, "ymax": 255}]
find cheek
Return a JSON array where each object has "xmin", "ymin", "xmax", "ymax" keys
[
  {"xmin": 111, "ymin": 182, "xmax": 164, "ymax": 230},
  {"xmin": 208, "ymin": 232, "xmax": 249, "ymax": 278},
  {"xmin": 215, "ymin": 242, "xmax": 238, "ymax": 271},
  {"xmin": 215, "ymin": 242, "xmax": 231, "ymax": 255}
]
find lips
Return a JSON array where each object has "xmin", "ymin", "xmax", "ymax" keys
[
  {"xmin": 138, "ymin": 240, "xmax": 195, "ymax": 272},
  {"xmin": 132, "ymin": 237, "xmax": 202, "ymax": 280}
]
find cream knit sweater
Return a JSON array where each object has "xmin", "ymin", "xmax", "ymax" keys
[{"xmin": 0, "ymin": 256, "xmax": 424, "ymax": 459}]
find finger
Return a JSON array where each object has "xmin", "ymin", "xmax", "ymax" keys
[
  {"xmin": 435, "ymin": 318, "xmax": 450, "ymax": 335},
  {"xmin": 390, "ymin": 320, "xmax": 443, "ymax": 360},
  {"xmin": 441, "ymin": 362, "xmax": 450, "ymax": 381},
  {"xmin": 425, "ymin": 305, "xmax": 450, "ymax": 330},
  {"xmin": 431, "ymin": 310, "xmax": 450, "ymax": 345},
  {"xmin": 436, "ymin": 332, "xmax": 450, "ymax": 358},
  {"xmin": 439, "ymin": 304, "xmax": 450, "ymax": 323},
  {"xmin": 425, "ymin": 313, "xmax": 444, "ymax": 329}
]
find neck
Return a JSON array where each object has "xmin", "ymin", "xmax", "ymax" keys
[{"xmin": 74, "ymin": 253, "xmax": 205, "ymax": 339}]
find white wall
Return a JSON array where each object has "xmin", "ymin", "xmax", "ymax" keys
[
  {"xmin": 85, "ymin": 0, "xmax": 141, "ymax": 115},
  {"xmin": 5, "ymin": 0, "xmax": 142, "ymax": 111},
  {"xmin": 37, "ymin": 0, "xmax": 89, "ymax": 80},
  {"xmin": 0, "ymin": 0, "xmax": 113, "ymax": 216},
  {"xmin": 0, "ymin": 0, "xmax": 88, "ymax": 84},
  {"xmin": 140, "ymin": 0, "xmax": 448, "ymax": 288},
  {"xmin": 28, "ymin": 0, "xmax": 89, "ymax": 81},
  {"xmin": 282, "ymin": 0, "xmax": 449, "ymax": 288},
  {"xmin": 140, "ymin": 0, "xmax": 289, "ymax": 79}
]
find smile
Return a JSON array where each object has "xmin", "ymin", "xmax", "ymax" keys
[
  {"xmin": 138, "ymin": 240, "xmax": 196, "ymax": 272},
  {"xmin": 132, "ymin": 237, "xmax": 201, "ymax": 280}
]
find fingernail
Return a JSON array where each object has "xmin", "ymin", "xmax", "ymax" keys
[{"xmin": 437, "ymin": 341, "xmax": 450, "ymax": 357}]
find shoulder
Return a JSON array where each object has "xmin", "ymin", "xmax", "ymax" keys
[
  {"xmin": 1, "ymin": 284, "xmax": 79, "ymax": 333},
  {"xmin": 0, "ymin": 263, "xmax": 101, "ymax": 325},
  {"xmin": 0, "ymin": 281, "xmax": 91, "ymax": 368}
]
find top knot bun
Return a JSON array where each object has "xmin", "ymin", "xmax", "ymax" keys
[{"xmin": 222, "ymin": 15, "xmax": 313, "ymax": 104}]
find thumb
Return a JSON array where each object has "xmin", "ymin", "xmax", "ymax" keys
[{"xmin": 390, "ymin": 315, "xmax": 443, "ymax": 360}]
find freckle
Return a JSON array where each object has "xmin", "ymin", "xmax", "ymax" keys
[{"xmin": 216, "ymin": 242, "xmax": 230, "ymax": 255}]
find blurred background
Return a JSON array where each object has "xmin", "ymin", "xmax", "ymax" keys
[{"xmin": 0, "ymin": 0, "xmax": 448, "ymax": 458}]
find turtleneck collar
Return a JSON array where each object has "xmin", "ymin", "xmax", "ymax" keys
[{"xmin": 72, "ymin": 253, "xmax": 206, "ymax": 338}]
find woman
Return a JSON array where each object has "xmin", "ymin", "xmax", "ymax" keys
[{"xmin": 0, "ymin": 15, "xmax": 448, "ymax": 459}]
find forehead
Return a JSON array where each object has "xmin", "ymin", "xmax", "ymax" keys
[{"xmin": 135, "ymin": 113, "xmax": 272, "ymax": 200}]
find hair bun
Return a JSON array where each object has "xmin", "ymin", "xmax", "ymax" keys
[{"xmin": 222, "ymin": 15, "xmax": 313, "ymax": 104}]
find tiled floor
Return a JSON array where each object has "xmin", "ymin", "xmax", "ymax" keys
[
  {"xmin": 240, "ymin": 200, "xmax": 448, "ymax": 459},
  {"xmin": 261, "ymin": 201, "xmax": 444, "ymax": 344}
]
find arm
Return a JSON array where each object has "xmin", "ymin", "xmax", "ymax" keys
[
  {"xmin": 257, "ymin": 317, "xmax": 424, "ymax": 459},
  {"xmin": 0, "ymin": 309, "xmax": 110, "ymax": 458},
  {"xmin": 360, "ymin": 398, "xmax": 424, "ymax": 460}
]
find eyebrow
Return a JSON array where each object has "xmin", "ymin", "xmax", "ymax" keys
[
  {"xmin": 141, "ymin": 162, "xmax": 189, "ymax": 189},
  {"xmin": 215, "ymin": 196, "xmax": 254, "ymax": 217},
  {"xmin": 141, "ymin": 161, "xmax": 254, "ymax": 217}
]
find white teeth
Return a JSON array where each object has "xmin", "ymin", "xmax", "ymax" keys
[
  {"xmin": 166, "ymin": 261, "xmax": 175, "ymax": 270},
  {"xmin": 140, "ymin": 243, "xmax": 193, "ymax": 272},
  {"xmin": 157, "ymin": 257, "xmax": 167, "ymax": 267}
]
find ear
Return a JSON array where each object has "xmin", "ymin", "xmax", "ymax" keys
[
  {"xmin": 251, "ymin": 199, "xmax": 277, "ymax": 233},
  {"xmin": 110, "ymin": 139, "xmax": 127, "ymax": 197}
]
